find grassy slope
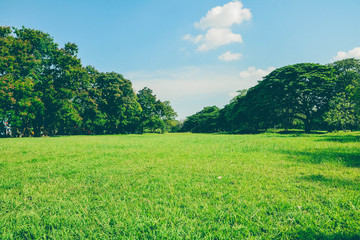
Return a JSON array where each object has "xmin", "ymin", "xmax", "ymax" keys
[{"xmin": 0, "ymin": 133, "xmax": 359, "ymax": 239}]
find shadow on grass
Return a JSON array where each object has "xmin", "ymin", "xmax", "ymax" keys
[
  {"xmin": 277, "ymin": 130, "xmax": 327, "ymax": 135},
  {"xmin": 316, "ymin": 135, "xmax": 360, "ymax": 143},
  {"xmin": 290, "ymin": 229, "xmax": 360, "ymax": 240},
  {"xmin": 285, "ymin": 148, "xmax": 360, "ymax": 168},
  {"xmin": 215, "ymin": 130, "xmax": 265, "ymax": 135},
  {"xmin": 217, "ymin": 130, "xmax": 319, "ymax": 135},
  {"xmin": 217, "ymin": 129, "xmax": 330, "ymax": 136},
  {"xmin": 299, "ymin": 174, "xmax": 359, "ymax": 190},
  {"xmin": 287, "ymin": 134, "xmax": 360, "ymax": 168}
]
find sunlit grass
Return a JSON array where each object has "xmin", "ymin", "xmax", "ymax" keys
[{"xmin": 0, "ymin": 132, "xmax": 359, "ymax": 239}]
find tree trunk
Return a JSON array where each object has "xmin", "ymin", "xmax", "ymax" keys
[{"xmin": 304, "ymin": 118, "xmax": 311, "ymax": 133}]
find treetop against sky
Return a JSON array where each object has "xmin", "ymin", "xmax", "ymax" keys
[{"xmin": 1, "ymin": 0, "xmax": 360, "ymax": 119}]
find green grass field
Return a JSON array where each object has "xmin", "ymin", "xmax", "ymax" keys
[{"xmin": 0, "ymin": 132, "xmax": 359, "ymax": 239}]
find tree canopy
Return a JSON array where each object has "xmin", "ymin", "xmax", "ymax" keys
[
  {"xmin": 249, "ymin": 63, "xmax": 337, "ymax": 132},
  {"xmin": 2, "ymin": 25, "xmax": 360, "ymax": 136},
  {"xmin": 137, "ymin": 87, "xmax": 177, "ymax": 133},
  {"xmin": 181, "ymin": 106, "xmax": 220, "ymax": 133},
  {"xmin": 0, "ymin": 26, "xmax": 177, "ymax": 137},
  {"xmin": 183, "ymin": 62, "xmax": 360, "ymax": 133},
  {"xmin": 324, "ymin": 58, "xmax": 360, "ymax": 130}
]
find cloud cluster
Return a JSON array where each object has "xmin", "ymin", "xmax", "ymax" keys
[
  {"xmin": 333, "ymin": 47, "xmax": 360, "ymax": 61},
  {"xmin": 194, "ymin": 1, "xmax": 252, "ymax": 30},
  {"xmin": 184, "ymin": 28, "xmax": 243, "ymax": 52},
  {"xmin": 239, "ymin": 66, "xmax": 275, "ymax": 80},
  {"xmin": 184, "ymin": 1, "xmax": 251, "ymax": 52},
  {"xmin": 218, "ymin": 51, "xmax": 242, "ymax": 61},
  {"xmin": 228, "ymin": 66, "xmax": 275, "ymax": 97}
]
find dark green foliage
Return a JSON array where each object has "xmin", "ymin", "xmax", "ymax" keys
[
  {"xmin": 0, "ymin": 26, "xmax": 11, "ymax": 38},
  {"xmin": 325, "ymin": 92, "xmax": 358, "ymax": 131},
  {"xmin": 3, "ymin": 24, "xmax": 359, "ymax": 135},
  {"xmin": 137, "ymin": 87, "xmax": 177, "ymax": 133},
  {"xmin": 325, "ymin": 59, "xmax": 360, "ymax": 130},
  {"xmin": 0, "ymin": 26, "xmax": 176, "ymax": 136},
  {"xmin": 95, "ymin": 72, "xmax": 141, "ymax": 134},
  {"xmin": 181, "ymin": 106, "xmax": 220, "ymax": 133},
  {"xmin": 0, "ymin": 26, "xmax": 44, "ymax": 136},
  {"xmin": 198, "ymin": 62, "xmax": 360, "ymax": 134},
  {"xmin": 218, "ymin": 91, "xmax": 256, "ymax": 133},
  {"xmin": 249, "ymin": 63, "xmax": 337, "ymax": 133}
]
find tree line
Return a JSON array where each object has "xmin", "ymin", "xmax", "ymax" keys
[
  {"xmin": 2, "ymin": 26, "xmax": 359, "ymax": 136},
  {"xmin": 0, "ymin": 26, "xmax": 178, "ymax": 137},
  {"xmin": 181, "ymin": 60, "xmax": 360, "ymax": 133}
]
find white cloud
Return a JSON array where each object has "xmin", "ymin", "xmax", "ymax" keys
[
  {"xmin": 333, "ymin": 47, "xmax": 360, "ymax": 61},
  {"xmin": 227, "ymin": 66, "xmax": 275, "ymax": 98},
  {"xmin": 199, "ymin": 28, "xmax": 243, "ymax": 51},
  {"xmin": 239, "ymin": 66, "xmax": 275, "ymax": 80},
  {"xmin": 183, "ymin": 34, "xmax": 203, "ymax": 43},
  {"xmin": 194, "ymin": 1, "xmax": 252, "ymax": 30},
  {"xmin": 184, "ymin": 1, "xmax": 251, "ymax": 52},
  {"xmin": 184, "ymin": 28, "xmax": 243, "ymax": 51},
  {"xmin": 219, "ymin": 51, "xmax": 242, "ymax": 61}
]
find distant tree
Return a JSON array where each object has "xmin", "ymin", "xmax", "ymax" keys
[
  {"xmin": 137, "ymin": 87, "xmax": 177, "ymax": 133},
  {"xmin": 165, "ymin": 119, "xmax": 183, "ymax": 133},
  {"xmin": 137, "ymin": 87, "xmax": 158, "ymax": 133},
  {"xmin": 156, "ymin": 100, "xmax": 178, "ymax": 132},
  {"xmin": 181, "ymin": 106, "xmax": 220, "ymax": 133}
]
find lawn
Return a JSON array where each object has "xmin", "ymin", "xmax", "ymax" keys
[{"xmin": 0, "ymin": 132, "xmax": 359, "ymax": 239}]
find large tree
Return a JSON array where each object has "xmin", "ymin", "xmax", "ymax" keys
[
  {"xmin": 250, "ymin": 63, "xmax": 337, "ymax": 133},
  {"xmin": 0, "ymin": 26, "xmax": 44, "ymax": 136},
  {"xmin": 1, "ymin": 26, "xmax": 174, "ymax": 137}
]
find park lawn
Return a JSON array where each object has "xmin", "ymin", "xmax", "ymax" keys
[{"xmin": 0, "ymin": 132, "xmax": 359, "ymax": 239}]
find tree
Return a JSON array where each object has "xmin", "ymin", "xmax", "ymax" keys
[
  {"xmin": 137, "ymin": 87, "xmax": 157, "ymax": 133},
  {"xmin": 43, "ymin": 42, "xmax": 86, "ymax": 135},
  {"xmin": 0, "ymin": 26, "xmax": 44, "ymax": 136},
  {"xmin": 0, "ymin": 26, "xmax": 86, "ymax": 136},
  {"xmin": 252, "ymin": 63, "xmax": 337, "ymax": 133},
  {"xmin": 95, "ymin": 72, "xmax": 141, "ymax": 134},
  {"xmin": 325, "ymin": 58, "xmax": 360, "ymax": 130},
  {"xmin": 218, "ymin": 90, "xmax": 254, "ymax": 132},
  {"xmin": 1, "ymin": 26, "xmax": 154, "ymax": 137},
  {"xmin": 329, "ymin": 58, "xmax": 360, "ymax": 92},
  {"xmin": 137, "ymin": 87, "xmax": 177, "ymax": 133},
  {"xmin": 155, "ymin": 100, "xmax": 178, "ymax": 132},
  {"xmin": 324, "ymin": 92, "xmax": 359, "ymax": 131},
  {"xmin": 181, "ymin": 106, "xmax": 220, "ymax": 133}
]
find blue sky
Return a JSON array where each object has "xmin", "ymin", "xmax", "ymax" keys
[{"xmin": 1, "ymin": 0, "xmax": 360, "ymax": 119}]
